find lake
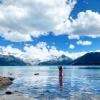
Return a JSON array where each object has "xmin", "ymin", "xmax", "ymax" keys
[{"xmin": 0, "ymin": 66, "xmax": 100, "ymax": 100}]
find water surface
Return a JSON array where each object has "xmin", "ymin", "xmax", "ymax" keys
[{"xmin": 0, "ymin": 66, "xmax": 100, "ymax": 100}]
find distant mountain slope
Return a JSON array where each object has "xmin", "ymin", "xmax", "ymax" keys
[
  {"xmin": 0, "ymin": 55, "xmax": 30, "ymax": 66},
  {"xmin": 39, "ymin": 55, "xmax": 72, "ymax": 65},
  {"xmin": 71, "ymin": 52, "xmax": 100, "ymax": 65}
]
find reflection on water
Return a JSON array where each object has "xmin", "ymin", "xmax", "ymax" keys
[
  {"xmin": 0, "ymin": 66, "xmax": 100, "ymax": 99},
  {"xmin": 59, "ymin": 76, "xmax": 64, "ymax": 91}
]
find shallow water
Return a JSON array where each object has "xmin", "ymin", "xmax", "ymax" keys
[{"xmin": 0, "ymin": 66, "xmax": 100, "ymax": 100}]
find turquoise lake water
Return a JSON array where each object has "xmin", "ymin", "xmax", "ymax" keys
[{"xmin": 0, "ymin": 66, "xmax": 100, "ymax": 100}]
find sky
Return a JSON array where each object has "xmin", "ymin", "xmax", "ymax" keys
[{"xmin": 0, "ymin": 0, "xmax": 100, "ymax": 61}]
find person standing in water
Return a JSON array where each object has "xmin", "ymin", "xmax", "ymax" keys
[
  {"xmin": 58, "ymin": 66, "xmax": 64, "ymax": 90},
  {"xmin": 58, "ymin": 66, "xmax": 64, "ymax": 77}
]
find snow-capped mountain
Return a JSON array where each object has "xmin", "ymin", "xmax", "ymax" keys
[{"xmin": 38, "ymin": 55, "xmax": 72, "ymax": 65}]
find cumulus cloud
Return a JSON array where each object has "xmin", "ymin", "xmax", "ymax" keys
[
  {"xmin": 77, "ymin": 40, "xmax": 92, "ymax": 46},
  {"xmin": 68, "ymin": 10, "xmax": 100, "ymax": 37},
  {"xmin": 0, "ymin": 45, "xmax": 23, "ymax": 57},
  {"xmin": 24, "ymin": 42, "xmax": 62, "ymax": 61},
  {"xmin": 0, "ymin": 0, "xmax": 76, "ymax": 42},
  {"xmin": 0, "ymin": 42, "xmax": 87, "ymax": 63},
  {"xmin": 69, "ymin": 44, "xmax": 75, "ymax": 49},
  {"xmin": 2, "ymin": 32, "xmax": 32, "ymax": 42},
  {"xmin": 68, "ymin": 34, "xmax": 80, "ymax": 40},
  {"xmin": 0, "ymin": 0, "xmax": 100, "ymax": 42}
]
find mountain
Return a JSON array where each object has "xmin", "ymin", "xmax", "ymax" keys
[
  {"xmin": 2, "ymin": 52, "xmax": 100, "ymax": 66},
  {"xmin": 38, "ymin": 55, "xmax": 72, "ymax": 65},
  {"xmin": 71, "ymin": 52, "xmax": 100, "ymax": 65},
  {"xmin": 0, "ymin": 54, "xmax": 30, "ymax": 66}
]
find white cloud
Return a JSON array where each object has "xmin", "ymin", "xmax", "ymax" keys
[
  {"xmin": 63, "ymin": 51, "xmax": 86, "ymax": 59},
  {"xmin": 0, "ymin": 45, "xmax": 23, "ymax": 57},
  {"xmin": 77, "ymin": 40, "xmax": 92, "ymax": 46},
  {"xmin": 0, "ymin": 0, "xmax": 76, "ymax": 42},
  {"xmin": 2, "ymin": 32, "xmax": 32, "ymax": 42},
  {"xmin": 68, "ymin": 34, "xmax": 80, "ymax": 40},
  {"xmin": 24, "ymin": 43, "xmax": 61, "ymax": 61},
  {"xmin": 36, "ymin": 42, "xmax": 47, "ymax": 49},
  {"xmin": 68, "ymin": 10, "xmax": 100, "ymax": 38},
  {"xmin": 0, "ymin": 0, "xmax": 100, "ymax": 42},
  {"xmin": 69, "ymin": 44, "xmax": 75, "ymax": 49},
  {"xmin": 0, "ymin": 42, "xmax": 87, "ymax": 63}
]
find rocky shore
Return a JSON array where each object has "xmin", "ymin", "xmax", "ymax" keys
[{"xmin": 0, "ymin": 76, "xmax": 14, "ymax": 89}]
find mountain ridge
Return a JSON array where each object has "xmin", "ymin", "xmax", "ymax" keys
[
  {"xmin": 71, "ymin": 52, "xmax": 100, "ymax": 65},
  {"xmin": 1, "ymin": 52, "xmax": 100, "ymax": 66},
  {"xmin": 0, "ymin": 54, "xmax": 30, "ymax": 66}
]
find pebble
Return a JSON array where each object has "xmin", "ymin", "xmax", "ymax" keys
[
  {"xmin": 34, "ymin": 73, "xmax": 39, "ymax": 75},
  {"xmin": 5, "ymin": 91, "xmax": 13, "ymax": 95}
]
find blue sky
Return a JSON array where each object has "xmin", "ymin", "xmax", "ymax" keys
[
  {"xmin": 0, "ymin": 0, "xmax": 100, "ymax": 60},
  {"xmin": 71, "ymin": 0, "xmax": 100, "ymax": 18}
]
